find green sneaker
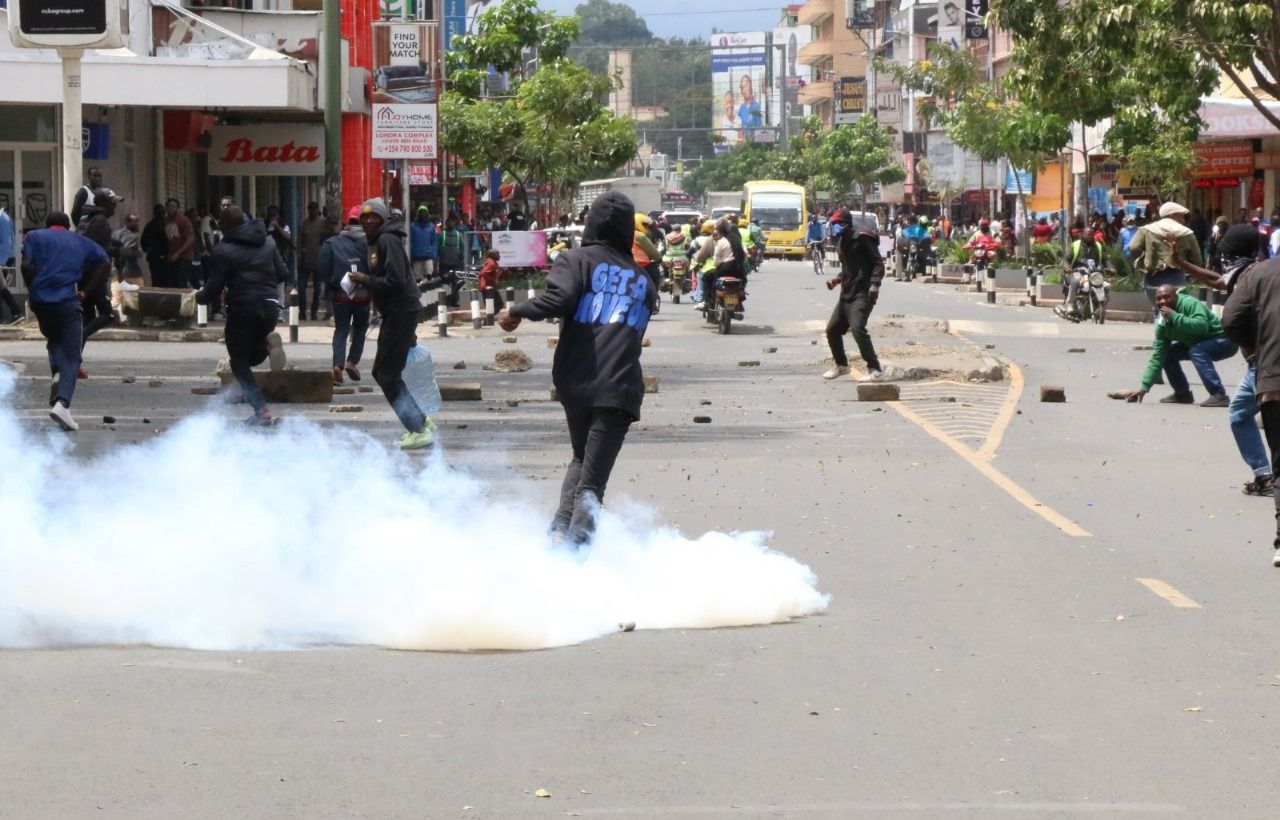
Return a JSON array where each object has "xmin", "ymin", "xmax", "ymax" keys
[{"xmin": 397, "ymin": 418, "xmax": 437, "ymax": 450}]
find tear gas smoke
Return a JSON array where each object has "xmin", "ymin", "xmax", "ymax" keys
[{"xmin": 0, "ymin": 368, "xmax": 829, "ymax": 651}]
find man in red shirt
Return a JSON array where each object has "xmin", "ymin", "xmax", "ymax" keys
[
  {"xmin": 163, "ymin": 197, "xmax": 195, "ymax": 289},
  {"xmin": 1031, "ymin": 217, "xmax": 1055, "ymax": 243}
]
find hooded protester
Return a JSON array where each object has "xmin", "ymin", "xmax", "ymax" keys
[
  {"xmin": 320, "ymin": 205, "xmax": 373, "ymax": 385},
  {"xmin": 496, "ymin": 191, "xmax": 657, "ymax": 545},
  {"xmin": 348, "ymin": 197, "xmax": 437, "ymax": 450},
  {"xmin": 78, "ymin": 189, "xmax": 125, "ymax": 356},
  {"xmin": 822, "ymin": 210, "xmax": 886, "ymax": 382},
  {"xmin": 195, "ymin": 207, "xmax": 288, "ymax": 426}
]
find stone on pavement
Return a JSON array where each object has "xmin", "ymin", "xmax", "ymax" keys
[
  {"xmin": 218, "ymin": 370, "xmax": 334, "ymax": 403},
  {"xmin": 1040, "ymin": 384, "xmax": 1067, "ymax": 402},
  {"xmin": 485, "ymin": 349, "xmax": 533, "ymax": 372},
  {"xmin": 441, "ymin": 383, "xmax": 482, "ymax": 401},
  {"xmin": 857, "ymin": 382, "xmax": 900, "ymax": 402}
]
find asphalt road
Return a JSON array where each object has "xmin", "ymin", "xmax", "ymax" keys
[{"xmin": 2, "ymin": 257, "xmax": 1278, "ymax": 818}]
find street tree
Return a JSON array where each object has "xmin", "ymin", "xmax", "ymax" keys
[
  {"xmin": 810, "ymin": 117, "xmax": 906, "ymax": 210},
  {"xmin": 440, "ymin": 0, "xmax": 637, "ymax": 210}
]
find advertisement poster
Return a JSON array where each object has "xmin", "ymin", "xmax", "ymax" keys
[
  {"xmin": 834, "ymin": 77, "xmax": 866, "ymax": 125},
  {"xmin": 711, "ymin": 31, "xmax": 769, "ymax": 150},
  {"xmin": 772, "ymin": 23, "xmax": 811, "ymax": 131},
  {"xmin": 372, "ymin": 104, "xmax": 438, "ymax": 159},
  {"xmin": 937, "ymin": 0, "xmax": 963, "ymax": 51},
  {"xmin": 490, "ymin": 231, "xmax": 548, "ymax": 268},
  {"xmin": 965, "ymin": 0, "xmax": 988, "ymax": 39},
  {"xmin": 372, "ymin": 21, "xmax": 440, "ymax": 105}
]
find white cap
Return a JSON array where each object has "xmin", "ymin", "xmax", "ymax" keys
[{"xmin": 1159, "ymin": 202, "xmax": 1189, "ymax": 218}]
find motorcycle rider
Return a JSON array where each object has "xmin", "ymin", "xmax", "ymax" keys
[
  {"xmin": 737, "ymin": 217, "xmax": 758, "ymax": 272},
  {"xmin": 748, "ymin": 217, "xmax": 766, "ymax": 264},
  {"xmin": 632, "ymin": 214, "xmax": 663, "ymax": 296},
  {"xmin": 690, "ymin": 219, "xmax": 718, "ymax": 303},
  {"xmin": 693, "ymin": 218, "xmax": 745, "ymax": 310},
  {"xmin": 901, "ymin": 215, "xmax": 932, "ymax": 277},
  {"xmin": 1054, "ymin": 228, "xmax": 1108, "ymax": 320}
]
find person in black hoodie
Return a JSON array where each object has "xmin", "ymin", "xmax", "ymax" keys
[
  {"xmin": 822, "ymin": 210, "xmax": 885, "ymax": 382},
  {"xmin": 196, "ymin": 206, "xmax": 288, "ymax": 426},
  {"xmin": 78, "ymin": 190, "xmax": 125, "ymax": 363},
  {"xmin": 498, "ymin": 191, "xmax": 657, "ymax": 545},
  {"xmin": 320, "ymin": 205, "xmax": 373, "ymax": 384},
  {"xmin": 348, "ymin": 197, "xmax": 437, "ymax": 449}
]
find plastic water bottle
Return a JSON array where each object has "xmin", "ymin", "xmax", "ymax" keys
[{"xmin": 403, "ymin": 345, "xmax": 442, "ymax": 414}]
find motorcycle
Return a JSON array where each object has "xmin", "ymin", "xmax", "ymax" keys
[
  {"xmin": 663, "ymin": 257, "xmax": 690, "ymax": 304},
  {"xmin": 904, "ymin": 241, "xmax": 931, "ymax": 282},
  {"xmin": 702, "ymin": 275, "xmax": 745, "ymax": 334},
  {"xmin": 1056, "ymin": 260, "xmax": 1110, "ymax": 324}
]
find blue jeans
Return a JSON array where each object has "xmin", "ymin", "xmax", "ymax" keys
[
  {"xmin": 331, "ymin": 301, "xmax": 370, "ymax": 368},
  {"xmin": 1230, "ymin": 363, "xmax": 1271, "ymax": 476},
  {"xmin": 1164, "ymin": 336, "xmax": 1237, "ymax": 397},
  {"xmin": 31, "ymin": 298, "xmax": 84, "ymax": 407}
]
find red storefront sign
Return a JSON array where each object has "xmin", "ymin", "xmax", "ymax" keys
[
  {"xmin": 1192, "ymin": 140, "xmax": 1254, "ymax": 179},
  {"xmin": 208, "ymin": 125, "xmax": 325, "ymax": 176},
  {"xmin": 1193, "ymin": 177, "xmax": 1244, "ymax": 189}
]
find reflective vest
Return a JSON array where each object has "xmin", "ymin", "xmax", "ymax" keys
[{"xmin": 739, "ymin": 227, "xmax": 755, "ymax": 250}]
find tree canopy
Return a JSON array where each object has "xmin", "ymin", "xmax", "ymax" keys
[{"xmin": 440, "ymin": 0, "xmax": 638, "ymax": 205}]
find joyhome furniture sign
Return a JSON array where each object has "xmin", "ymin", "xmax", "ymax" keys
[
  {"xmin": 209, "ymin": 125, "xmax": 325, "ymax": 176},
  {"xmin": 371, "ymin": 103, "xmax": 437, "ymax": 159}
]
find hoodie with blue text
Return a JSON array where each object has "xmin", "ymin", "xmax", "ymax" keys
[{"xmin": 510, "ymin": 191, "xmax": 657, "ymax": 420}]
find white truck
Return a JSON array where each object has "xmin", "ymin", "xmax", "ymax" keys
[
  {"xmin": 575, "ymin": 177, "xmax": 662, "ymax": 216},
  {"xmin": 706, "ymin": 190, "xmax": 743, "ymax": 221}
]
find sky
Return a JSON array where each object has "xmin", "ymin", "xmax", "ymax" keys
[{"xmin": 542, "ymin": 0, "xmax": 789, "ymax": 41}]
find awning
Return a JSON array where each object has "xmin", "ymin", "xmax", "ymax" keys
[
  {"xmin": 1199, "ymin": 97, "xmax": 1280, "ymax": 140},
  {"xmin": 0, "ymin": 5, "xmax": 316, "ymax": 111}
]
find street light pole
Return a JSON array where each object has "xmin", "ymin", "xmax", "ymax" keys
[{"xmin": 323, "ymin": 0, "xmax": 342, "ymax": 218}]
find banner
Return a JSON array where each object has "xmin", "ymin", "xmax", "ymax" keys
[
  {"xmin": 834, "ymin": 77, "xmax": 865, "ymax": 125},
  {"xmin": 711, "ymin": 31, "xmax": 769, "ymax": 149},
  {"xmin": 372, "ymin": 104, "xmax": 438, "ymax": 159},
  {"xmin": 443, "ymin": 0, "xmax": 466, "ymax": 52},
  {"xmin": 209, "ymin": 125, "xmax": 325, "ymax": 176},
  {"xmin": 1192, "ymin": 140, "xmax": 1254, "ymax": 178},
  {"xmin": 1004, "ymin": 167, "xmax": 1033, "ymax": 194},
  {"xmin": 937, "ymin": 1, "xmax": 963, "ymax": 50},
  {"xmin": 490, "ymin": 231, "xmax": 548, "ymax": 268},
  {"xmin": 773, "ymin": 22, "xmax": 812, "ymax": 130},
  {"xmin": 965, "ymin": 0, "xmax": 988, "ymax": 39},
  {"xmin": 372, "ymin": 21, "xmax": 439, "ymax": 105},
  {"xmin": 1116, "ymin": 170, "xmax": 1157, "ymax": 198}
]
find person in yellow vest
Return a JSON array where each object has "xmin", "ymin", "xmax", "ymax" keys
[{"xmin": 633, "ymin": 213, "xmax": 663, "ymax": 312}]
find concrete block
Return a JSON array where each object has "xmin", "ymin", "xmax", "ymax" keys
[
  {"xmin": 219, "ymin": 370, "xmax": 334, "ymax": 403},
  {"xmin": 1040, "ymin": 384, "xmax": 1066, "ymax": 402},
  {"xmin": 738, "ymin": 360, "xmax": 761, "ymax": 367},
  {"xmin": 857, "ymin": 382, "xmax": 900, "ymax": 402},
  {"xmin": 441, "ymin": 383, "xmax": 482, "ymax": 401},
  {"xmin": 503, "ymin": 336, "xmax": 518, "ymax": 343},
  {"xmin": 693, "ymin": 415, "xmax": 712, "ymax": 423},
  {"xmin": 328, "ymin": 405, "xmax": 363, "ymax": 413},
  {"xmin": 643, "ymin": 376, "xmax": 659, "ymax": 394},
  {"xmin": 190, "ymin": 386, "xmax": 219, "ymax": 396},
  {"xmin": 333, "ymin": 387, "xmax": 355, "ymax": 395}
]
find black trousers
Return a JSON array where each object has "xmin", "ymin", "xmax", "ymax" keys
[
  {"xmin": 1261, "ymin": 402, "xmax": 1280, "ymax": 543},
  {"xmin": 373, "ymin": 309, "xmax": 425, "ymax": 432},
  {"xmin": 225, "ymin": 300, "xmax": 279, "ymax": 413},
  {"xmin": 553, "ymin": 405, "xmax": 633, "ymax": 544},
  {"xmin": 826, "ymin": 293, "xmax": 880, "ymax": 371},
  {"xmin": 81, "ymin": 283, "xmax": 115, "ymax": 347}
]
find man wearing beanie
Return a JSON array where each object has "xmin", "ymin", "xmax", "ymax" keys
[{"xmin": 347, "ymin": 197, "xmax": 436, "ymax": 449}]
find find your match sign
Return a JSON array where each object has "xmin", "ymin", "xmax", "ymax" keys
[{"xmin": 372, "ymin": 103, "xmax": 437, "ymax": 160}]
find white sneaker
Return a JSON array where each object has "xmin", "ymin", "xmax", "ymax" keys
[
  {"xmin": 859, "ymin": 369, "xmax": 885, "ymax": 382},
  {"xmin": 266, "ymin": 332, "xmax": 286, "ymax": 372},
  {"xmin": 49, "ymin": 401, "xmax": 78, "ymax": 432},
  {"xmin": 1273, "ymin": 549, "xmax": 1280, "ymax": 569},
  {"xmin": 822, "ymin": 365, "xmax": 851, "ymax": 380}
]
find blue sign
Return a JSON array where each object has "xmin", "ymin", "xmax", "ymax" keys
[
  {"xmin": 1004, "ymin": 166, "xmax": 1032, "ymax": 194},
  {"xmin": 444, "ymin": 0, "xmax": 465, "ymax": 52},
  {"xmin": 82, "ymin": 123, "xmax": 109, "ymax": 160}
]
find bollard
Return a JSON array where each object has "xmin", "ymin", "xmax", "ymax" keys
[
  {"xmin": 526, "ymin": 277, "xmax": 536, "ymax": 303},
  {"xmin": 1026, "ymin": 265, "xmax": 1036, "ymax": 307},
  {"xmin": 505, "ymin": 286, "xmax": 515, "ymax": 307},
  {"xmin": 288, "ymin": 288, "xmax": 300, "ymax": 343},
  {"xmin": 197, "ymin": 302, "xmax": 208, "ymax": 328},
  {"xmin": 469, "ymin": 289, "xmax": 482, "ymax": 330},
  {"xmin": 986, "ymin": 266, "xmax": 996, "ymax": 303},
  {"xmin": 436, "ymin": 289, "xmax": 449, "ymax": 338},
  {"xmin": 484, "ymin": 288, "xmax": 496, "ymax": 327}
]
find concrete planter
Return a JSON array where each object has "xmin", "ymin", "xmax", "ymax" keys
[
  {"xmin": 994, "ymin": 267, "xmax": 1030, "ymax": 289},
  {"xmin": 938, "ymin": 263, "xmax": 967, "ymax": 278},
  {"xmin": 1035, "ymin": 284, "xmax": 1151, "ymax": 313}
]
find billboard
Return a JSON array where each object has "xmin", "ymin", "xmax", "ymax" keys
[
  {"xmin": 372, "ymin": 104, "xmax": 438, "ymax": 159},
  {"xmin": 834, "ymin": 77, "xmax": 866, "ymax": 125},
  {"xmin": 712, "ymin": 31, "xmax": 769, "ymax": 150},
  {"xmin": 773, "ymin": 22, "xmax": 812, "ymax": 132},
  {"xmin": 965, "ymin": 0, "xmax": 988, "ymax": 39},
  {"xmin": 372, "ymin": 21, "xmax": 440, "ymax": 105},
  {"xmin": 937, "ymin": 0, "xmax": 963, "ymax": 51},
  {"xmin": 210, "ymin": 125, "xmax": 325, "ymax": 176}
]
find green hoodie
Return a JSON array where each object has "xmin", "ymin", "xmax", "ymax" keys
[{"xmin": 1141, "ymin": 291, "xmax": 1226, "ymax": 391}]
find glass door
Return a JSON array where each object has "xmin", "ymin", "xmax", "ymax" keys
[{"xmin": 0, "ymin": 146, "xmax": 57, "ymax": 292}]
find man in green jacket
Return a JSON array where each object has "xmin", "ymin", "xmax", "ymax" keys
[{"xmin": 1126, "ymin": 284, "xmax": 1238, "ymax": 406}]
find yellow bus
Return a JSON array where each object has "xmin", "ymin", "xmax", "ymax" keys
[{"xmin": 741, "ymin": 180, "xmax": 808, "ymax": 258}]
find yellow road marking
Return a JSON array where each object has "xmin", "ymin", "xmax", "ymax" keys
[
  {"xmin": 1136, "ymin": 578, "xmax": 1202, "ymax": 608},
  {"xmin": 977, "ymin": 361, "xmax": 1023, "ymax": 461},
  {"xmin": 889, "ymin": 396, "xmax": 1092, "ymax": 537}
]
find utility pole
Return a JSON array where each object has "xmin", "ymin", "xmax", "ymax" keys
[{"xmin": 323, "ymin": 0, "xmax": 342, "ymax": 218}]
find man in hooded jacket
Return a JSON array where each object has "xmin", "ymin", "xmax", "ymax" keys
[
  {"xmin": 823, "ymin": 210, "xmax": 885, "ymax": 381},
  {"xmin": 497, "ymin": 191, "xmax": 657, "ymax": 545},
  {"xmin": 348, "ymin": 197, "xmax": 437, "ymax": 450},
  {"xmin": 196, "ymin": 206, "xmax": 288, "ymax": 425}
]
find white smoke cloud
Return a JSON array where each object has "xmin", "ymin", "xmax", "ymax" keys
[{"xmin": 0, "ymin": 367, "xmax": 829, "ymax": 651}]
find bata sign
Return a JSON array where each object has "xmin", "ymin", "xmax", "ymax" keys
[
  {"xmin": 209, "ymin": 125, "xmax": 325, "ymax": 176},
  {"xmin": 372, "ymin": 103, "xmax": 437, "ymax": 160}
]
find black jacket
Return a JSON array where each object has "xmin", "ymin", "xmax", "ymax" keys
[
  {"xmin": 365, "ymin": 215, "xmax": 421, "ymax": 314},
  {"xmin": 510, "ymin": 191, "xmax": 656, "ymax": 420},
  {"xmin": 78, "ymin": 206, "xmax": 115, "ymax": 254},
  {"xmin": 1223, "ymin": 258, "xmax": 1280, "ymax": 395},
  {"xmin": 197, "ymin": 219, "xmax": 287, "ymax": 307},
  {"xmin": 837, "ymin": 231, "xmax": 885, "ymax": 301}
]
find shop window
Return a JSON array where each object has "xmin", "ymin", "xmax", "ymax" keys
[{"xmin": 0, "ymin": 106, "xmax": 57, "ymax": 143}]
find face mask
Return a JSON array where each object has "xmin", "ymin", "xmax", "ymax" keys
[{"xmin": 1221, "ymin": 256, "xmax": 1253, "ymax": 291}]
